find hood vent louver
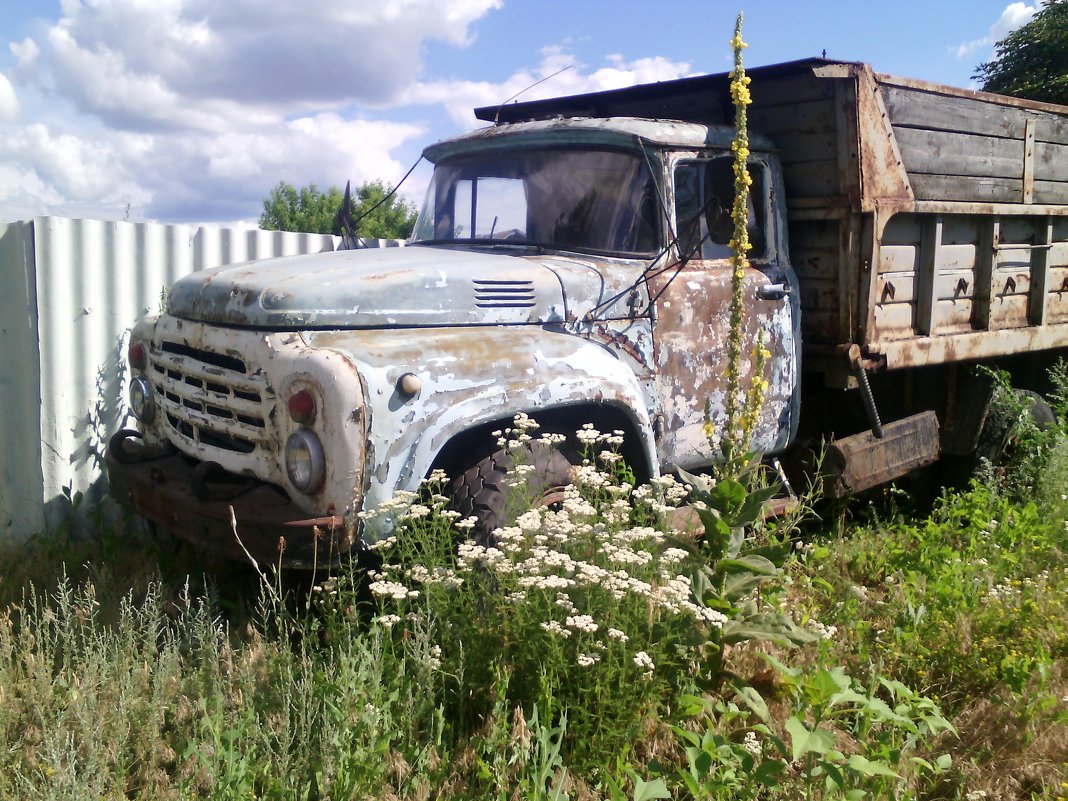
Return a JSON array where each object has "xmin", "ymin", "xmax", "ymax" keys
[{"xmin": 473, "ymin": 279, "xmax": 536, "ymax": 309}]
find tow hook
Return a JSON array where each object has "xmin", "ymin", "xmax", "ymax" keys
[{"xmin": 108, "ymin": 429, "xmax": 175, "ymax": 464}]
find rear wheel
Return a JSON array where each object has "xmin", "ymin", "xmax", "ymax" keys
[
  {"xmin": 449, "ymin": 443, "xmax": 575, "ymax": 544},
  {"xmin": 976, "ymin": 388, "xmax": 1056, "ymax": 464}
]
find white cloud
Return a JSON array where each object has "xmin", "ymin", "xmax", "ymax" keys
[
  {"xmin": 990, "ymin": 1, "xmax": 1041, "ymax": 38},
  {"xmin": 0, "ymin": 123, "xmax": 151, "ymax": 213},
  {"xmin": 954, "ymin": 2, "xmax": 1039, "ymax": 59},
  {"xmin": 199, "ymin": 115, "xmax": 425, "ymax": 191},
  {"xmin": 45, "ymin": 24, "xmax": 184, "ymax": 129},
  {"xmin": 9, "ymin": 37, "xmax": 39, "ymax": 71},
  {"xmin": 0, "ymin": 74, "xmax": 19, "ymax": 122},
  {"xmin": 405, "ymin": 46, "xmax": 692, "ymax": 129},
  {"xmin": 22, "ymin": 0, "xmax": 504, "ymax": 131},
  {"xmin": 0, "ymin": 111, "xmax": 427, "ymax": 222}
]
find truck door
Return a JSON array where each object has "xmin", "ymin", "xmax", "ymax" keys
[{"xmin": 649, "ymin": 156, "xmax": 799, "ymax": 470}]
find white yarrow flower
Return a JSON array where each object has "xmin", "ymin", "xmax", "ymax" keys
[
  {"xmin": 633, "ymin": 651, "xmax": 655, "ymax": 678},
  {"xmin": 555, "ymin": 593, "xmax": 576, "ymax": 612},
  {"xmin": 565, "ymin": 614, "xmax": 599, "ymax": 633},
  {"xmin": 743, "ymin": 731, "xmax": 761, "ymax": 756},
  {"xmin": 576, "ymin": 424, "xmax": 601, "ymax": 444},
  {"xmin": 661, "ymin": 547, "xmax": 690, "ymax": 564},
  {"xmin": 808, "ymin": 620, "xmax": 838, "ymax": 640},
  {"xmin": 368, "ymin": 579, "xmax": 419, "ymax": 600},
  {"xmin": 540, "ymin": 620, "xmax": 572, "ymax": 638}
]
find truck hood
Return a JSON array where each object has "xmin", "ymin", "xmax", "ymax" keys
[{"xmin": 166, "ymin": 244, "xmax": 645, "ymax": 328}]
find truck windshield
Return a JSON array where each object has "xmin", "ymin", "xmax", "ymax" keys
[{"xmin": 410, "ymin": 148, "xmax": 660, "ymax": 256}]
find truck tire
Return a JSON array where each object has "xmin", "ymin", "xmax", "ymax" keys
[
  {"xmin": 975, "ymin": 388, "xmax": 1056, "ymax": 464},
  {"xmin": 450, "ymin": 443, "xmax": 575, "ymax": 545}
]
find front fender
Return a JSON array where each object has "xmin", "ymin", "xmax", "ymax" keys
[{"xmin": 302, "ymin": 325, "xmax": 656, "ymax": 529}]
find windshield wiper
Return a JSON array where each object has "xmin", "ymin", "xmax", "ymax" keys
[
  {"xmin": 334, "ymin": 156, "xmax": 423, "ymax": 249},
  {"xmin": 582, "ymin": 137, "xmax": 707, "ymax": 322}
]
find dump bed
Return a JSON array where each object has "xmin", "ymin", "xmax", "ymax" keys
[{"xmin": 476, "ymin": 59, "xmax": 1068, "ymax": 379}]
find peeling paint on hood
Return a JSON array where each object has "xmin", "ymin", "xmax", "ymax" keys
[{"xmin": 166, "ymin": 244, "xmax": 648, "ymax": 328}]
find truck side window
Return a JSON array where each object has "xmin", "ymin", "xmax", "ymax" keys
[{"xmin": 675, "ymin": 158, "xmax": 766, "ymax": 260}]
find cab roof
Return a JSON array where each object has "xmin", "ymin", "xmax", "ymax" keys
[{"xmin": 422, "ymin": 116, "xmax": 775, "ymax": 163}]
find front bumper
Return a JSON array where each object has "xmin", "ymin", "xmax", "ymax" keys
[{"xmin": 106, "ymin": 430, "xmax": 353, "ymax": 569}]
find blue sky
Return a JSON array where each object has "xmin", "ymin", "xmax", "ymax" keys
[{"xmin": 0, "ymin": 1, "xmax": 1045, "ymax": 224}]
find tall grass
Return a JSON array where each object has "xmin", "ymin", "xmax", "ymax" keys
[
  {"xmin": 0, "ymin": 561, "xmax": 452, "ymax": 799},
  {"xmin": 0, "ymin": 430, "xmax": 948, "ymax": 799}
]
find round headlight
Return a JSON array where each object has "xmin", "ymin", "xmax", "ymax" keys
[
  {"xmin": 130, "ymin": 376, "xmax": 155, "ymax": 422},
  {"xmin": 285, "ymin": 429, "xmax": 325, "ymax": 493}
]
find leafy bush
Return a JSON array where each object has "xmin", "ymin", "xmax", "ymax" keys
[
  {"xmin": 791, "ymin": 469, "xmax": 1068, "ymax": 798},
  {"xmin": 349, "ymin": 424, "xmax": 725, "ymax": 768},
  {"xmin": 672, "ymin": 665, "xmax": 953, "ymax": 801}
]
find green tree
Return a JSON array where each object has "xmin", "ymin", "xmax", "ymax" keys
[
  {"xmin": 259, "ymin": 179, "xmax": 418, "ymax": 239},
  {"xmin": 974, "ymin": 0, "xmax": 1068, "ymax": 104}
]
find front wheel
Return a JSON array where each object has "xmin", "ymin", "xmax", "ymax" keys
[{"xmin": 449, "ymin": 443, "xmax": 575, "ymax": 544}]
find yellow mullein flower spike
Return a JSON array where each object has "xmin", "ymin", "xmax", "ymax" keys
[{"xmin": 721, "ymin": 12, "xmax": 768, "ymax": 466}]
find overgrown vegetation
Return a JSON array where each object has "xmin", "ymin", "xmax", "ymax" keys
[{"xmin": 1, "ymin": 379, "xmax": 1066, "ymax": 799}]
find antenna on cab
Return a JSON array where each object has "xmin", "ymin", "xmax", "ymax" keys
[{"xmin": 493, "ymin": 64, "xmax": 573, "ymax": 125}]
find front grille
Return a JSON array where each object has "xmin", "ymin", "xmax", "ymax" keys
[
  {"xmin": 473, "ymin": 279, "xmax": 536, "ymax": 308},
  {"xmin": 150, "ymin": 340, "xmax": 273, "ymax": 455}
]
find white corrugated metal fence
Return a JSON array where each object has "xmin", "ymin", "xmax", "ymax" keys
[{"xmin": 0, "ymin": 216, "xmax": 343, "ymax": 541}]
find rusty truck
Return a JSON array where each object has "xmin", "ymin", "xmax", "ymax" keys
[{"xmin": 107, "ymin": 58, "xmax": 1068, "ymax": 567}]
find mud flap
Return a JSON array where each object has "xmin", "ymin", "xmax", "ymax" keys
[{"xmin": 824, "ymin": 411, "xmax": 941, "ymax": 498}]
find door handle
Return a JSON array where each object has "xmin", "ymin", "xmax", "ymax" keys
[{"xmin": 757, "ymin": 283, "xmax": 790, "ymax": 301}]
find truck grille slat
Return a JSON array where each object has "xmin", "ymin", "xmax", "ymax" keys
[
  {"xmin": 158, "ymin": 395, "xmax": 268, "ymax": 441},
  {"xmin": 152, "ymin": 373, "xmax": 264, "ymax": 416},
  {"xmin": 152, "ymin": 339, "xmax": 274, "ymax": 454},
  {"xmin": 160, "ymin": 341, "xmax": 247, "ymax": 373},
  {"xmin": 150, "ymin": 361, "xmax": 262, "ymax": 399}
]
